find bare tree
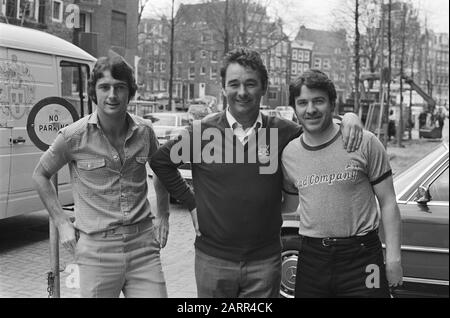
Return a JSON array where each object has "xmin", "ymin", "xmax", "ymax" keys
[
  {"xmin": 200, "ymin": 0, "xmax": 288, "ymax": 55},
  {"xmin": 332, "ymin": 0, "xmax": 384, "ymax": 102},
  {"xmin": 138, "ymin": 0, "xmax": 151, "ymax": 26},
  {"xmin": 354, "ymin": 0, "xmax": 361, "ymax": 115}
]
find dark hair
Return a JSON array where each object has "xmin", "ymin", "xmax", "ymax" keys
[
  {"xmin": 289, "ymin": 69, "xmax": 337, "ymax": 108},
  {"xmin": 220, "ymin": 47, "xmax": 268, "ymax": 91},
  {"xmin": 88, "ymin": 56, "xmax": 138, "ymax": 104}
]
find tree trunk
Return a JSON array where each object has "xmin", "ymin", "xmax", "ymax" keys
[
  {"xmin": 354, "ymin": 0, "xmax": 361, "ymax": 116},
  {"xmin": 169, "ymin": 0, "xmax": 175, "ymax": 112},
  {"xmin": 397, "ymin": 5, "xmax": 407, "ymax": 146},
  {"xmin": 384, "ymin": 0, "xmax": 392, "ymax": 147}
]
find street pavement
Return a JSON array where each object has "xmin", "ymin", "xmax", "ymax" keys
[{"xmin": 0, "ymin": 181, "xmax": 197, "ymax": 298}]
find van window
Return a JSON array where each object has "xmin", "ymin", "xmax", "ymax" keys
[{"xmin": 60, "ymin": 61, "xmax": 90, "ymax": 117}]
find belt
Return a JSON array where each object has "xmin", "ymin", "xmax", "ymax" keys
[
  {"xmin": 82, "ymin": 218, "xmax": 154, "ymax": 238},
  {"xmin": 301, "ymin": 229, "xmax": 379, "ymax": 247}
]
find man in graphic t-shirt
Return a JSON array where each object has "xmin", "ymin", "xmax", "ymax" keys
[{"xmin": 281, "ymin": 69, "xmax": 403, "ymax": 298}]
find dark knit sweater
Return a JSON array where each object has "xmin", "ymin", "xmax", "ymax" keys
[{"xmin": 150, "ymin": 111, "xmax": 302, "ymax": 261}]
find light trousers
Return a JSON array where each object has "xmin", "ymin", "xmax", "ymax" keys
[{"xmin": 75, "ymin": 224, "xmax": 167, "ymax": 298}]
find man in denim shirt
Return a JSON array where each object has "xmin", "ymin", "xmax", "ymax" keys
[{"xmin": 32, "ymin": 56, "xmax": 170, "ymax": 298}]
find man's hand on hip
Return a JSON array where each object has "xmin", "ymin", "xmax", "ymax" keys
[{"xmin": 57, "ymin": 220, "xmax": 77, "ymax": 255}]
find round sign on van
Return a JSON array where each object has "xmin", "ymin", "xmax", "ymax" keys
[{"xmin": 27, "ymin": 97, "xmax": 79, "ymax": 151}]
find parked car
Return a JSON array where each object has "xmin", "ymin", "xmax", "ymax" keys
[
  {"xmin": 280, "ymin": 141, "xmax": 449, "ymax": 298},
  {"xmin": 188, "ymin": 104, "xmax": 213, "ymax": 120},
  {"xmin": 260, "ymin": 109, "xmax": 283, "ymax": 118},
  {"xmin": 143, "ymin": 112, "xmax": 193, "ymax": 145},
  {"xmin": 275, "ymin": 106, "xmax": 298, "ymax": 123}
]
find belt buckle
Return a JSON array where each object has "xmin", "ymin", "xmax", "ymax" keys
[{"xmin": 322, "ymin": 238, "xmax": 336, "ymax": 247}]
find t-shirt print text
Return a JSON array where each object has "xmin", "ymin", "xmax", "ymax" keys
[{"xmin": 295, "ymin": 161, "xmax": 361, "ymax": 189}]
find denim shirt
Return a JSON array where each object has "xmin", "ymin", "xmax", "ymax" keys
[{"xmin": 39, "ymin": 111, "xmax": 159, "ymax": 234}]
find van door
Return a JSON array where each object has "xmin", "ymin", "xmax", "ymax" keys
[{"xmin": 6, "ymin": 49, "xmax": 60, "ymax": 217}]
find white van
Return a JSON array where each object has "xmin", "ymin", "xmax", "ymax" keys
[{"xmin": 0, "ymin": 23, "xmax": 96, "ymax": 220}]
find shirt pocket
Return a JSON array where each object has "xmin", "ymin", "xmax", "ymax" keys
[
  {"xmin": 75, "ymin": 158, "xmax": 110, "ymax": 194},
  {"xmin": 77, "ymin": 159, "xmax": 107, "ymax": 171}
]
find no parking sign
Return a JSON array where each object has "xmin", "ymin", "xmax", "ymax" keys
[{"xmin": 27, "ymin": 97, "xmax": 79, "ymax": 151}]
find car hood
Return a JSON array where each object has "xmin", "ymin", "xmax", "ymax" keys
[{"xmin": 393, "ymin": 142, "xmax": 448, "ymax": 199}]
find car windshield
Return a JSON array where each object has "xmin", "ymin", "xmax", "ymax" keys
[
  {"xmin": 151, "ymin": 114, "xmax": 177, "ymax": 126},
  {"xmin": 394, "ymin": 143, "xmax": 448, "ymax": 199}
]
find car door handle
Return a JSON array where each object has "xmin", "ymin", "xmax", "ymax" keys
[{"xmin": 10, "ymin": 137, "xmax": 26, "ymax": 145}]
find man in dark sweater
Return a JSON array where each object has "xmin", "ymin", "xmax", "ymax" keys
[{"xmin": 150, "ymin": 48, "xmax": 362, "ymax": 298}]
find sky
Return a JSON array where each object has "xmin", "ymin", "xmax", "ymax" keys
[{"xmin": 143, "ymin": 0, "xmax": 449, "ymax": 38}]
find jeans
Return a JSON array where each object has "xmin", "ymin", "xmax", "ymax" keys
[
  {"xmin": 195, "ymin": 248, "xmax": 281, "ymax": 298},
  {"xmin": 75, "ymin": 222, "xmax": 167, "ymax": 298},
  {"xmin": 295, "ymin": 232, "xmax": 390, "ymax": 298}
]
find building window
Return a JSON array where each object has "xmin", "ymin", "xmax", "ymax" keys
[
  {"xmin": 160, "ymin": 79, "xmax": 166, "ymax": 91},
  {"xmin": 201, "ymin": 32, "xmax": 211, "ymax": 43},
  {"xmin": 210, "ymin": 67, "xmax": 217, "ymax": 79},
  {"xmin": 176, "ymin": 52, "xmax": 183, "ymax": 63},
  {"xmin": 292, "ymin": 49, "xmax": 298, "ymax": 61},
  {"xmin": 15, "ymin": 0, "xmax": 39, "ymax": 21},
  {"xmin": 160, "ymin": 62, "xmax": 166, "ymax": 72},
  {"xmin": 323, "ymin": 58, "xmax": 331, "ymax": 70},
  {"xmin": 304, "ymin": 51, "xmax": 310, "ymax": 62},
  {"xmin": 298, "ymin": 50, "xmax": 304, "ymax": 62},
  {"xmin": 314, "ymin": 58, "xmax": 322, "ymax": 68},
  {"xmin": 298, "ymin": 63, "xmax": 303, "ymax": 74},
  {"xmin": 201, "ymin": 50, "xmax": 207, "ymax": 59},
  {"xmin": 340, "ymin": 60, "xmax": 346, "ymax": 70},
  {"xmin": 275, "ymin": 58, "xmax": 281, "ymax": 69},
  {"xmin": 211, "ymin": 50, "xmax": 218, "ymax": 62},
  {"xmin": 334, "ymin": 73, "xmax": 339, "ymax": 82},
  {"xmin": 51, "ymin": 0, "xmax": 63, "ymax": 22},
  {"xmin": 268, "ymin": 91, "xmax": 277, "ymax": 100},
  {"xmin": 200, "ymin": 65, "xmax": 206, "ymax": 75},
  {"xmin": 190, "ymin": 51, "xmax": 196, "ymax": 62},
  {"xmin": 176, "ymin": 66, "xmax": 182, "ymax": 79},
  {"xmin": 303, "ymin": 63, "xmax": 309, "ymax": 71},
  {"xmin": 340, "ymin": 73, "xmax": 346, "ymax": 82},
  {"xmin": 79, "ymin": 12, "xmax": 92, "ymax": 32},
  {"xmin": 291, "ymin": 62, "xmax": 297, "ymax": 75},
  {"xmin": 111, "ymin": 11, "xmax": 127, "ymax": 48},
  {"xmin": 189, "ymin": 66, "xmax": 195, "ymax": 80}
]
